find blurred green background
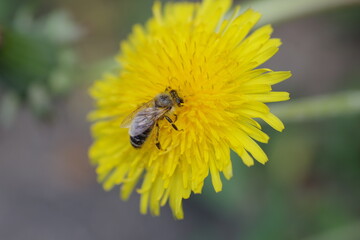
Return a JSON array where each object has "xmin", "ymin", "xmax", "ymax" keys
[{"xmin": 0, "ymin": 0, "xmax": 359, "ymax": 239}]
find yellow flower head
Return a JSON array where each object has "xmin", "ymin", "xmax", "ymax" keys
[{"xmin": 89, "ymin": 0, "xmax": 291, "ymax": 219}]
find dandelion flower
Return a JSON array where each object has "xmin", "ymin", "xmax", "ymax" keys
[{"xmin": 89, "ymin": 0, "xmax": 291, "ymax": 219}]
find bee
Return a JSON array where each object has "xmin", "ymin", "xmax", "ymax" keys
[{"xmin": 120, "ymin": 88, "xmax": 184, "ymax": 150}]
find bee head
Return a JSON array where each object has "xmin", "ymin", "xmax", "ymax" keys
[{"xmin": 169, "ymin": 90, "xmax": 184, "ymax": 107}]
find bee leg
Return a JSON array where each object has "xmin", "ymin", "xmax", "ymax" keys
[
  {"xmin": 155, "ymin": 122, "xmax": 166, "ymax": 150},
  {"xmin": 156, "ymin": 142, "xmax": 161, "ymax": 150},
  {"xmin": 164, "ymin": 115, "xmax": 183, "ymax": 131},
  {"xmin": 173, "ymin": 114, "xmax": 178, "ymax": 123}
]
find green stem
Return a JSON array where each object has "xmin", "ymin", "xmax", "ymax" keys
[
  {"xmin": 242, "ymin": 0, "xmax": 359, "ymax": 25},
  {"xmin": 271, "ymin": 91, "xmax": 360, "ymax": 122}
]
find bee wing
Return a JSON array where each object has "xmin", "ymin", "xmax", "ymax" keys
[
  {"xmin": 129, "ymin": 107, "xmax": 159, "ymax": 136},
  {"xmin": 129, "ymin": 107, "xmax": 167, "ymax": 136},
  {"xmin": 120, "ymin": 100, "xmax": 154, "ymax": 128}
]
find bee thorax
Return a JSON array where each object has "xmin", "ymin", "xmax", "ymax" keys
[{"xmin": 154, "ymin": 93, "xmax": 173, "ymax": 108}]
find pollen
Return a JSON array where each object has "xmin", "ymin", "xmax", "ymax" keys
[{"xmin": 89, "ymin": 0, "xmax": 291, "ymax": 219}]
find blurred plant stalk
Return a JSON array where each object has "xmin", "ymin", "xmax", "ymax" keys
[
  {"xmin": 271, "ymin": 91, "xmax": 360, "ymax": 122},
  {"xmin": 243, "ymin": 0, "xmax": 360, "ymax": 26}
]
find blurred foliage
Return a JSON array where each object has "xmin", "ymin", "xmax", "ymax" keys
[
  {"xmin": 0, "ymin": 0, "xmax": 82, "ymax": 126},
  {"xmin": 329, "ymin": 4, "xmax": 360, "ymax": 36}
]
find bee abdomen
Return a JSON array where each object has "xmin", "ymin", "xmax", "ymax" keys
[{"xmin": 130, "ymin": 128, "xmax": 152, "ymax": 148}]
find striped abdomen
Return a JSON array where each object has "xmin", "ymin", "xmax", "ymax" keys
[{"xmin": 130, "ymin": 127, "xmax": 153, "ymax": 148}]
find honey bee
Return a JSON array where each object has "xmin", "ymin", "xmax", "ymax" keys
[{"xmin": 120, "ymin": 88, "xmax": 184, "ymax": 149}]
